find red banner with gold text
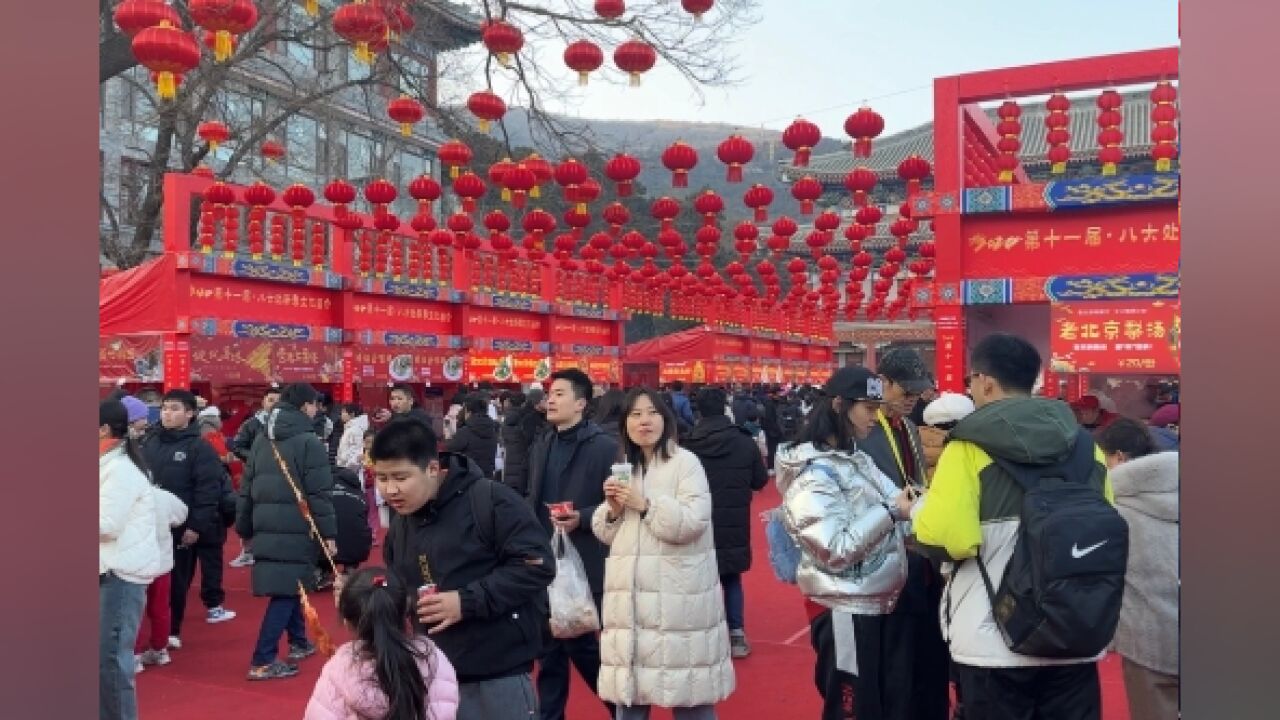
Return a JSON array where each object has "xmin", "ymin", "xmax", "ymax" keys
[{"xmin": 1049, "ymin": 301, "xmax": 1181, "ymax": 374}]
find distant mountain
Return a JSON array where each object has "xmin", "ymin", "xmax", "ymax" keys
[{"xmin": 492, "ymin": 108, "xmax": 848, "ymax": 219}]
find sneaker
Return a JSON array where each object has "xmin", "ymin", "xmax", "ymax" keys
[
  {"xmin": 246, "ymin": 660, "xmax": 300, "ymax": 681},
  {"xmin": 288, "ymin": 641, "xmax": 317, "ymax": 661},
  {"xmin": 229, "ymin": 552, "xmax": 255, "ymax": 567},
  {"xmin": 140, "ymin": 648, "xmax": 172, "ymax": 666},
  {"xmin": 167, "ymin": 636, "xmax": 182, "ymax": 650},
  {"xmin": 729, "ymin": 630, "xmax": 751, "ymax": 659},
  {"xmin": 134, "ymin": 655, "xmax": 144, "ymax": 674},
  {"xmin": 206, "ymin": 606, "xmax": 237, "ymax": 624}
]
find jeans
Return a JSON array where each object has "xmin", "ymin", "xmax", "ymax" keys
[
  {"xmin": 458, "ymin": 673, "xmax": 539, "ymax": 720},
  {"xmin": 538, "ymin": 594, "xmax": 612, "ymax": 720},
  {"xmin": 250, "ymin": 596, "xmax": 307, "ymax": 667},
  {"xmin": 100, "ymin": 572, "xmax": 147, "ymax": 720},
  {"xmin": 616, "ymin": 705, "xmax": 717, "ymax": 720},
  {"xmin": 720, "ymin": 573, "xmax": 744, "ymax": 631}
]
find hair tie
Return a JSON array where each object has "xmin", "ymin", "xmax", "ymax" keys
[{"xmin": 372, "ymin": 575, "xmax": 387, "ymax": 588}]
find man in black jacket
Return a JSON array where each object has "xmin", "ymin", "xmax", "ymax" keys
[
  {"xmin": 371, "ymin": 420, "xmax": 555, "ymax": 720},
  {"xmin": 329, "ymin": 464, "xmax": 373, "ymax": 572},
  {"xmin": 498, "ymin": 391, "xmax": 539, "ymax": 495},
  {"xmin": 448, "ymin": 394, "xmax": 500, "ymax": 477},
  {"xmin": 231, "ymin": 386, "xmax": 281, "ymax": 461},
  {"xmin": 235, "ymin": 383, "xmax": 338, "ymax": 680},
  {"xmin": 142, "ymin": 389, "xmax": 236, "ymax": 651},
  {"xmin": 525, "ymin": 369, "xmax": 618, "ymax": 720},
  {"xmin": 682, "ymin": 387, "xmax": 768, "ymax": 659},
  {"xmin": 374, "ymin": 382, "xmax": 436, "ymax": 433}
]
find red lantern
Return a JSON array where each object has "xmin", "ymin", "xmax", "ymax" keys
[
  {"xmin": 743, "ymin": 184, "xmax": 774, "ymax": 223},
  {"xmin": 243, "ymin": 181, "xmax": 274, "ymax": 259},
  {"xmin": 614, "ymin": 39, "xmax": 656, "ymax": 87},
  {"xmin": 325, "ymin": 179, "xmax": 356, "ymax": 226},
  {"xmin": 452, "ymin": 171, "xmax": 487, "ymax": 214},
  {"xmin": 1097, "ymin": 89, "xmax": 1124, "ymax": 176},
  {"xmin": 502, "ymin": 162, "xmax": 537, "ymax": 210},
  {"xmin": 1045, "ymin": 92, "xmax": 1072, "ymax": 175},
  {"xmin": 554, "ymin": 158, "xmax": 589, "ymax": 191},
  {"xmin": 854, "ymin": 204, "xmax": 882, "ymax": 228},
  {"xmin": 197, "ymin": 120, "xmax": 230, "ymax": 151},
  {"xmin": 564, "ymin": 40, "xmax": 604, "ymax": 86},
  {"xmin": 438, "ymin": 140, "xmax": 473, "ymax": 179},
  {"xmin": 603, "ymin": 202, "xmax": 631, "ymax": 235},
  {"xmin": 733, "ymin": 222, "xmax": 758, "ymax": 260},
  {"xmin": 594, "ymin": 0, "xmax": 626, "ymax": 19},
  {"xmin": 260, "ymin": 139, "xmax": 285, "ymax": 164},
  {"xmin": 1150, "ymin": 81, "xmax": 1178, "ymax": 172},
  {"xmin": 897, "ymin": 155, "xmax": 931, "ymax": 197},
  {"xmin": 790, "ymin": 176, "xmax": 823, "ymax": 216},
  {"xmin": 387, "ymin": 94, "xmax": 425, "ymax": 137},
  {"xmin": 605, "ymin": 153, "xmax": 642, "ymax": 197},
  {"xmin": 481, "ymin": 19, "xmax": 524, "ymax": 67},
  {"xmin": 408, "ymin": 175, "xmax": 442, "ymax": 216},
  {"xmin": 782, "ymin": 118, "xmax": 822, "ymax": 167},
  {"xmin": 566, "ymin": 178, "xmax": 601, "ymax": 214},
  {"xmin": 995, "ymin": 101, "xmax": 1022, "ymax": 183},
  {"xmin": 467, "ymin": 90, "xmax": 506, "ymax": 133},
  {"xmin": 650, "ymin": 197, "xmax": 681, "ymax": 232},
  {"xmin": 681, "ymin": 0, "xmax": 714, "ymax": 21},
  {"xmin": 662, "ymin": 141, "xmax": 699, "ymax": 188},
  {"xmin": 844, "ymin": 106, "xmax": 885, "ymax": 158},
  {"xmin": 690, "ymin": 190, "xmax": 722, "ymax": 227},
  {"xmin": 189, "ymin": 0, "xmax": 257, "ymax": 63},
  {"xmin": 281, "ymin": 184, "xmax": 314, "ymax": 267},
  {"xmin": 489, "ymin": 158, "xmax": 515, "ymax": 199},
  {"xmin": 843, "ymin": 167, "xmax": 877, "ymax": 207},
  {"xmin": 717, "ymin": 134, "xmax": 754, "ymax": 183},
  {"xmin": 522, "ymin": 153, "xmax": 554, "ymax": 198},
  {"xmin": 332, "ymin": 2, "xmax": 388, "ymax": 65},
  {"xmin": 114, "ymin": 0, "xmax": 181, "ymax": 37},
  {"xmin": 131, "ymin": 21, "xmax": 201, "ymax": 101}
]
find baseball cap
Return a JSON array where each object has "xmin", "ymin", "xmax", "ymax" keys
[
  {"xmin": 877, "ymin": 348, "xmax": 933, "ymax": 395},
  {"xmin": 823, "ymin": 366, "xmax": 884, "ymax": 403},
  {"xmin": 120, "ymin": 396, "xmax": 150, "ymax": 424}
]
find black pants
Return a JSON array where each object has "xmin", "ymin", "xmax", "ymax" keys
[
  {"xmin": 537, "ymin": 594, "xmax": 613, "ymax": 720},
  {"xmin": 809, "ymin": 607, "xmax": 952, "ymax": 720},
  {"xmin": 169, "ymin": 540, "xmax": 225, "ymax": 636},
  {"xmin": 953, "ymin": 663, "xmax": 1100, "ymax": 720}
]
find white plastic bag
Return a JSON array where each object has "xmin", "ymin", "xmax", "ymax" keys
[{"xmin": 547, "ymin": 527, "xmax": 600, "ymax": 639}]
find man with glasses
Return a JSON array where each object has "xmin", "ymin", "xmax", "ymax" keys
[{"xmin": 857, "ymin": 348, "xmax": 951, "ymax": 720}]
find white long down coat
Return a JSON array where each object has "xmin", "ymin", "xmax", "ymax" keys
[{"xmin": 591, "ymin": 445, "xmax": 736, "ymax": 708}]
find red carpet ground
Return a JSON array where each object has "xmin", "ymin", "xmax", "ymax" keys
[{"xmin": 137, "ymin": 483, "xmax": 1130, "ymax": 719}]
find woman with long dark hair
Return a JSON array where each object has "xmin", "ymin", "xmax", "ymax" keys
[
  {"xmin": 592, "ymin": 388, "xmax": 627, "ymax": 445},
  {"xmin": 774, "ymin": 366, "xmax": 914, "ymax": 720},
  {"xmin": 100, "ymin": 399, "xmax": 163, "ymax": 720},
  {"xmin": 592, "ymin": 388, "xmax": 735, "ymax": 719},
  {"xmin": 305, "ymin": 567, "xmax": 459, "ymax": 719}
]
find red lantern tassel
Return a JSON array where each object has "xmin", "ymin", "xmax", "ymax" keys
[
  {"xmin": 156, "ymin": 71, "xmax": 177, "ymax": 101},
  {"xmin": 998, "ymin": 170, "xmax": 1014, "ymax": 183},
  {"xmin": 801, "ymin": 200, "xmax": 814, "ymax": 216},
  {"xmin": 1156, "ymin": 157, "xmax": 1171, "ymax": 172},
  {"xmin": 513, "ymin": 191, "xmax": 527, "ymax": 210},
  {"xmin": 727, "ymin": 164, "xmax": 743, "ymax": 183},
  {"xmin": 754, "ymin": 207, "xmax": 767, "ymax": 223},
  {"xmin": 578, "ymin": 71, "xmax": 589, "ymax": 86},
  {"xmin": 618, "ymin": 181, "xmax": 632, "ymax": 197},
  {"xmin": 795, "ymin": 148, "xmax": 810, "ymax": 167},
  {"xmin": 908, "ymin": 179, "xmax": 920, "ymax": 197},
  {"xmin": 673, "ymin": 170, "xmax": 688, "ymax": 188},
  {"xmin": 463, "ymin": 198, "xmax": 476, "ymax": 214},
  {"xmin": 855, "ymin": 139, "xmax": 871, "ymax": 158},
  {"xmin": 501, "ymin": 187, "xmax": 512, "ymax": 203},
  {"xmin": 531, "ymin": 185, "xmax": 541, "ymax": 198}
]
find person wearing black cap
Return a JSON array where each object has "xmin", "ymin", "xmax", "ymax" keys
[
  {"xmin": 775, "ymin": 366, "xmax": 915, "ymax": 720},
  {"xmin": 860, "ymin": 348, "xmax": 951, "ymax": 720}
]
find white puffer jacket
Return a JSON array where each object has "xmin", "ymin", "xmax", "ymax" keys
[
  {"xmin": 146, "ymin": 486, "xmax": 189, "ymax": 579},
  {"xmin": 591, "ymin": 446, "xmax": 736, "ymax": 708},
  {"xmin": 100, "ymin": 443, "xmax": 162, "ymax": 584}
]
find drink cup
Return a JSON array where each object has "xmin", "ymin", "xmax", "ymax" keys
[
  {"xmin": 418, "ymin": 583, "xmax": 437, "ymax": 598},
  {"xmin": 611, "ymin": 462, "xmax": 633, "ymax": 485}
]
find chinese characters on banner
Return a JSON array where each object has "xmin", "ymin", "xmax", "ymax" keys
[
  {"xmin": 189, "ymin": 276, "xmax": 337, "ymax": 325},
  {"xmin": 348, "ymin": 296, "xmax": 454, "ymax": 334},
  {"xmin": 962, "ymin": 205, "xmax": 1179, "ymax": 278},
  {"xmin": 465, "ymin": 308, "xmax": 546, "ymax": 342},
  {"xmin": 468, "ymin": 353, "xmax": 547, "ymax": 382},
  {"xmin": 549, "ymin": 317, "xmax": 615, "ymax": 345},
  {"xmin": 189, "ymin": 336, "xmax": 344, "ymax": 383},
  {"xmin": 99, "ymin": 335, "xmax": 164, "ymax": 384},
  {"xmin": 934, "ymin": 308, "xmax": 966, "ymax": 393},
  {"xmin": 352, "ymin": 348, "xmax": 448, "ymax": 382},
  {"xmin": 1050, "ymin": 301, "xmax": 1181, "ymax": 374}
]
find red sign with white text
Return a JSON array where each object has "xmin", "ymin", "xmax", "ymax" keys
[
  {"xmin": 1050, "ymin": 301, "xmax": 1181, "ymax": 374},
  {"xmin": 962, "ymin": 205, "xmax": 1179, "ymax": 278},
  {"xmin": 189, "ymin": 276, "xmax": 337, "ymax": 325},
  {"xmin": 465, "ymin": 308, "xmax": 545, "ymax": 342},
  {"xmin": 348, "ymin": 295, "xmax": 455, "ymax": 334},
  {"xmin": 549, "ymin": 317, "xmax": 615, "ymax": 345}
]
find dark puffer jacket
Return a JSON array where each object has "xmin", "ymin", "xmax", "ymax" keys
[
  {"xmin": 499, "ymin": 405, "xmax": 545, "ymax": 495},
  {"xmin": 142, "ymin": 424, "xmax": 225, "ymax": 542},
  {"xmin": 448, "ymin": 413, "xmax": 500, "ymax": 478},
  {"xmin": 235, "ymin": 402, "xmax": 337, "ymax": 597},
  {"xmin": 680, "ymin": 415, "xmax": 769, "ymax": 576},
  {"xmin": 330, "ymin": 466, "xmax": 373, "ymax": 568}
]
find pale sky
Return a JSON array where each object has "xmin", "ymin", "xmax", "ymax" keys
[{"xmin": 468, "ymin": 0, "xmax": 1178, "ymax": 136}]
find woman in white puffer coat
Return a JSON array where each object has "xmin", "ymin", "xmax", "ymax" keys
[{"xmin": 592, "ymin": 388, "xmax": 735, "ymax": 720}]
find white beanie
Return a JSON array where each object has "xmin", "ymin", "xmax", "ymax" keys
[{"xmin": 922, "ymin": 392, "xmax": 976, "ymax": 427}]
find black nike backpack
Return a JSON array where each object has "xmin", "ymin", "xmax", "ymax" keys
[{"xmin": 975, "ymin": 428, "xmax": 1129, "ymax": 658}]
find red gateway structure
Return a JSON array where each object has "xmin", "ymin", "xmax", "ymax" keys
[{"xmin": 911, "ymin": 47, "xmax": 1179, "ymax": 408}]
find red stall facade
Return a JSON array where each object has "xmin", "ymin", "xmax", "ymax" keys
[{"xmin": 624, "ymin": 325, "xmax": 834, "ymax": 388}]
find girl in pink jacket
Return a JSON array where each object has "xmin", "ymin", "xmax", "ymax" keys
[{"xmin": 304, "ymin": 568, "xmax": 459, "ymax": 720}]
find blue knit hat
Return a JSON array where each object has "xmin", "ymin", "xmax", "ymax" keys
[{"xmin": 120, "ymin": 396, "xmax": 150, "ymax": 424}]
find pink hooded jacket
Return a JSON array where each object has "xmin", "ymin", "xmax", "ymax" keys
[{"xmin": 304, "ymin": 638, "xmax": 459, "ymax": 720}]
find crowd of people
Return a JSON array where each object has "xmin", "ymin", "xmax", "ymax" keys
[{"xmin": 99, "ymin": 333, "xmax": 1180, "ymax": 720}]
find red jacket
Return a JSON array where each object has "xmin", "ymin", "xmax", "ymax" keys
[{"xmin": 202, "ymin": 429, "xmax": 243, "ymax": 489}]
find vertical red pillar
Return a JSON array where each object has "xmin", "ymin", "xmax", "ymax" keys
[{"xmin": 931, "ymin": 77, "xmax": 968, "ymax": 392}]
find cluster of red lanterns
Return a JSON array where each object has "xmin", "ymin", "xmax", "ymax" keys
[
  {"xmin": 190, "ymin": 0, "xmax": 258, "ymax": 63},
  {"xmin": 1045, "ymin": 93, "xmax": 1072, "ymax": 175},
  {"xmin": 1149, "ymin": 82, "xmax": 1178, "ymax": 172},
  {"xmin": 1096, "ymin": 89, "xmax": 1125, "ymax": 176},
  {"xmin": 995, "ymin": 101, "xmax": 1022, "ymax": 184}
]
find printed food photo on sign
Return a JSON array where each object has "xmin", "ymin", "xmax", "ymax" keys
[
  {"xmin": 389, "ymin": 354, "xmax": 415, "ymax": 382},
  {"xmin": 533, "ymin": 357, "xmax": 553, "ymax": 382},
  {"xmin": 443, "ymin": 355, "xmax": 465, "ymax": 382},
  {"xmin": 493, "ymin": 354, "xmax": 516, "ymax": 382}
]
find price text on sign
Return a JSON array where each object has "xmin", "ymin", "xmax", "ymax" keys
[{"xmin": 1049, "ymin": 301, "xmax": 1181, "ymax": 374}]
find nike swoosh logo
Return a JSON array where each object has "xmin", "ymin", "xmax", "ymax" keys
[{"xmin": 1071, "ymin": 540, "xmax": 1107, "ymax": 559}]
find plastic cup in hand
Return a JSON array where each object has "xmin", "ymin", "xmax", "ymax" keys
[
  {"xmin": 611, "ymin": 463, "xmax": 633, "ymax": 485},
  {"xmin": 418, "ymin": 583, "xmax": 437, "ymax": 598}
]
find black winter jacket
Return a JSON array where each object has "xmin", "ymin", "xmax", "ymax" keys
[
  {"xmin": 231, "ymin": 412, "xmax": 266, "ymax": 461},
  {"xmin": 142, "ymin": 424, "xmax": 225, "ymax": 541},
  {"xmin": 526, "ymin": 419, "xmax": 619, "ymax": 595},
  {"xmin": 447, "ymin": 413, "xmax": 499, "ymax": 477},
  {"xmin": 681, "ymin": 415, "xmax": 769, "ymax": 576},
  {"xmin": 384, "ymin": 453, "xmax": 555, "ymax": 682},
  {"xmin": 235, "ymin": 403, "xmax": 338, "ymax": 597},
  {"xmin": 331, "ymin": 466, "xmax": 373, "ymax": 567},
  {"xmin": 499, "ymin": 405, "xmax": 545, "ymax": 495}
]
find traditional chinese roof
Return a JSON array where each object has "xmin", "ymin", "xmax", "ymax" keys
[
  {"xmin": 415, "ymin": 1, "xmax": 484, "ymax": 51},
  {"xmin": 789, "ymin": 89, "xmax": 1166, "ymax": 183}
]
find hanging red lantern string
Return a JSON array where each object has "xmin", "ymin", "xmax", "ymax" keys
[
  {"xmin": 452, "ymin": 171, "xmax": 487, "ymax": 214},
  {"xmin": 356, "ymin": 226, "xmax": 375, "ymax": 277},
  {"xmin": 614, "ymin": 38, "xmax": 657, "ymax": 87},
  {"xmin": 202, "ymin": 182, "xmax": 236, "ymax": 255},
  {"xmin": 554, "ymin": 157, "xmax": 589, "ymax": 209},
  {"xmin": 190, "ymin": 0, "xmax": 258, "ymax": 63},
  {"xmin": 282, "ymin": 184, "xmax": 315, "ymax": 267},
  {"xmin": 438, "ymin": 140, "xmax": 473, "ymax": 180},
  {"xmin": 1045, "ymin": 92, "xmax": 1072, "ymax": 175},
  {"xmin": 732, "ymin": 222, "xmax": 758, "ymax": 263},
  {"xmin": 332, "ymin": 1, "xmax": 388, "ymax": 65},
  {"xmin": 522, "ymin": 209, "xmax": 556, "ymax": 261},
  {"xmin": 407, "ymin": 216, "xmax": 427, "ymax": 283},
  {"xmin": 1150, "ymin": 81, "xmax": 1178, "ymax": 172},
  {"xmin": 717, "ymin": 134, "xmax": 754, "ymax": 183},
  {"xmin": 373, "ymin": 212, "xmax": 400, "ymax": 278},
  {"xmin": 790, "ymin": 176, "xmax": 823, "ymax": 216},
  {"xmin": 310, "ymin": 219, "xmax": 327, "ymax": 270},
  {"xmin": 605, "ymin": 153, "xmax": 642, "ymax": 197},
  {"xmin": 387, "ymin": 94, "xmax": 425, "ymax": 137},
  {"xmin": 693, "ymin": 190, "xmax": 724, "ymax": 227},
  {"xmin": 995, "ymin": 101, "xmax": 1022, "ymax": 184},
  {"xmin": 743, "ymin": 183, "xmax": 774, "ymax": 223},
  {"xmin": 564, "ymin": 39, "xmax": 605, "ymax": 86},
  {"xmin": 467, "ymin": 90, "xmax": 506, "ymax": 133},
  {"xmin": 197, "ymin": 120, "xmax": 230, "ymax": 151},
  {"xmin": 662, "ymin": 141, "xmax": 699, "ymax": 188},
  {"xmin": 844, "ymin": 106, "xmax": 885, "ymax": 159},
  {"xmin": 603, "ymin": 202, "xmax": 631, "ymax": 236},
  {"xmin": 270, "ymin": 212, "xmax": 287, "ymax": 262},
  {"xmin": 481, "ymin": 19, "xmax": 524, "ymax": 68},
  {"xmin": 131, "ymin": 21, "xmax": 201, "ymax": 101},
  {"xmin": 783, "ymin": 118, "xmax": 822, "ymax": 167},
  {"xmin": 897, "ymin": 155, "xmax": 931, "ymax": 197},
  {"xmin": 243, "ymin": 182, "xmax": 274, "ymax": 260},
  {"xmin": 650, "ymin": 197, "xmax": 681, "ymax": 233},
  {"xmin": 1096, "ymin": 89, "xmax": 1125, "ymax": 176}
]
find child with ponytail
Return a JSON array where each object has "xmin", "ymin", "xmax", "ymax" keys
[{"xmin": 304, "ymin": 567, "xmax": 459, "ymax": 720}]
